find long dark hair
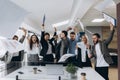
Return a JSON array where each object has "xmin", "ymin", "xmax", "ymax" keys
[{"xmin": 29, "ymin": 34, "xmax": 39, "ymax": 50}]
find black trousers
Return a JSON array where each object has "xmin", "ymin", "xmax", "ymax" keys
[
  {"xmin": 82, "ymin": 61, "xmax": 92, "ymax": 67},
  {"xmin": 28, "ymin": 54, "xmax": 39, "ymax": 66},
  {"xmin": 95, "ymin": 67, "xmax": 109, "ymax": 80},
  {"xmin": 43, "ymin": 54, "xmax": 54, "ymax": 62}
]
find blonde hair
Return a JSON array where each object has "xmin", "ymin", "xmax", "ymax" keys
[{"xmin": 81, "ymin": 34, "xmax": 89, "ymax": 44}]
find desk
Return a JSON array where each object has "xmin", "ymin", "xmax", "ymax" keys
[
  {"xmin": 110, "ymin": 52, "xmax": 118, "ymax": 66},
  {"xmin": 1, "ymin": 65, "xmax": 105, "ymax": 80}
]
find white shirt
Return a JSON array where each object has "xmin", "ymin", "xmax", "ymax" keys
[
  {"xmin": 46, "ymin": 41, "xmax": 52, "ymax": 54},
  {"xmin": 95, "ymin": 43, "xmax": 109, "ymax": 67},
  {"xmin": 27, "ymin": 43, "xmax": 41, "ymax": 55},
  {"xmin": 77, "ymin": 42, "xmax": 87, "ymax": 62}
]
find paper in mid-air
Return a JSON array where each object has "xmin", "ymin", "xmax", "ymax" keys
[{"xmin": 102, "ymin": 12, "xmax": 116, "ymax": 26}]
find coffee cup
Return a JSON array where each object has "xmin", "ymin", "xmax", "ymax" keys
[{"xmin": 33, "ymin": 67, "xmax": 37, "ymax": 74}]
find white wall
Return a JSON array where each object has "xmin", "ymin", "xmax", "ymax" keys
[{"xmin": 0, "ymin": 0, "xmax": 28, "ymax": 38}]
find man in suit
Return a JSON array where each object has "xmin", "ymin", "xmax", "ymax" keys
[
  {"xmin": 91, "ymin": 23, "xmax": 115, "ymax": 80},
  {"xmin": 56, "ymin": 30, "xmax": 70, "ymax": 61}
]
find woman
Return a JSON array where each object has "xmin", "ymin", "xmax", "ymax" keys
[
  {"xmin": 40, "ymin": 25, "xmax": 56, "ymax": 62},
  {"xmin": 76, "ymin": 34, "xmax": 92, "ymax": 67},
  {"xmin": 27, "ymin": 34, "xmax": 41, "ymax": 66}
]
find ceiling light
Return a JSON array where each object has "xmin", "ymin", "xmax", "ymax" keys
[
  {"xmin": 92, "ymin": 19, "xmax": 104, "ymax": 22},
  {"xmin": 52, "ymin": 20, "xmax": 69, "ymax": 27}
]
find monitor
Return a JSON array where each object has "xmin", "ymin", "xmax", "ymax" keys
[{"xmin": 46, "ymin": 64, "xmax": 64, "ymax": 75}]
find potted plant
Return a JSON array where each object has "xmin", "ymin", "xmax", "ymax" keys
[{"xmin": 66, "ymin": 63, "xmax": 78, "ymax": 78}]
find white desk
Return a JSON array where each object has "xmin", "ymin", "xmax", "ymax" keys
[{"xmin": 1, "ymin": 65, "xmax": 105, "ymax": 80}]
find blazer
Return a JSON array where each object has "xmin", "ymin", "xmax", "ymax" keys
[
  {"xmin": 56, "ymin": 37, "xmax": 70, "ymax": 61},
  {"xmin": 91, "ymin": 29, "xmax": 115, "ymax": 65},
  {"xmin": 76, "ymin": 48, "xmax": 91, "ymax": 67},
  {"xmin": 40, "ymin": 31, "xmax": 56, "ymax": 57}
]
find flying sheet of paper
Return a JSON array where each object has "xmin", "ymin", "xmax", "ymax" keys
[
  {"xmin": 58, "ymin": 54, "xmax": 75, "ymax": 62},
  {"xmin": 102, "ymin": 12, "xmax": 116, "ymax": 26},
  {"xmin": 0, "ymin": 38, "xmax": 24, "ymax": 58}
]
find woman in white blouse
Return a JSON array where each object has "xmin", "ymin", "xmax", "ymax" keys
[
  {"xmin": 27, "ymin": 34, "xmax": 41, "ymax": 66},
  {"xmin": 76, "ymin": 35, "xmax": 91, "ymax": 67}
]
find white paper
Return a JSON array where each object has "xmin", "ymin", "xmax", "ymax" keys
[
  {"xmin": 102, "ymin": 12, "xmax": 116, "ymax": 26},
  {"xmin": 58, "ymin": 53, "xmax": 75, "ymax": 62},
  {"xmin": 77, "ymin": 42, "xmax": 86, "ymax": 62},
  {"xmin": 0, "ymin": 38, "xmax": 24, "ymax": 58}
]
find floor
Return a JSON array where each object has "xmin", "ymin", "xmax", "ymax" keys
[
  {"xmin": 109, "ymin": 67, "xmax": 118, "ymax": 80},
  {"xmin": 91, "ymin": 62, "xmax": 118, "ymax": 80}
]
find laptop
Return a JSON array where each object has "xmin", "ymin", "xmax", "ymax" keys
[{"xmin": 46, "ymin": 64, "xmax": 64, "ymax": 75}]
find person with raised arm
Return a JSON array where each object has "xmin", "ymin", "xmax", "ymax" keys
[
  {"xmin": 40, "ymin": 24, "xmax": 57, "ymax": 62},
  {"xmin": 91, "ymin": 22, "xmax": 115, "ymax": 80}
]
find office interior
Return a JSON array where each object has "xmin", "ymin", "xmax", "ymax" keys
[{"xmin": 0, "ymin": 0, "xmax": 120, "ymax": 80}]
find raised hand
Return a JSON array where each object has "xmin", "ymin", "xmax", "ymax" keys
[
  {"xmin": 73, "ymin": 27, "xmax": 78, "ymax": 33},
  {"xmin": 20, "ymin": 27, "xmax": 27, "ymax": 35},
  {"xmin": 42, "ymin": 24, "xmax": 45, "ymax": 30},
  {"xmin": 54, "ymin": 27, "xmax": 57, "ymax": 32},
  {"xmin": 67, "ymin": 27, "xmax": 72, "ymax": 31},
  {"xmin": 109, "ymin": 22, "xmax": 114, "ymax": 31}
]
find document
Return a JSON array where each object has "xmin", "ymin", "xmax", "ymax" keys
[
  {"xmin": 0, "ymin": 38, "xmax": 24, "ymax": 58},
  {"xmin": 102, "ymin": 12, "xmax": 116, "ymax": 26},
  {"xmin": 58, "ymin": 54, "xmax": 75, "ymax": 62}
]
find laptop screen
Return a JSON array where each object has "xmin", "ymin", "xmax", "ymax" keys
[{"xmin": 46, "ymin": 64, "xmax": 64, "ymax": 75}]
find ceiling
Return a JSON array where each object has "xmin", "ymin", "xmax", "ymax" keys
[{"xmin": 10, "ymin": 0, "xmax": 119, "ymax": 33}]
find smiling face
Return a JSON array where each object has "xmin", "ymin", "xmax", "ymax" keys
[
  {"xmin": 44, "ymin": 33, "xmax": 50, "ymax": 41},
  {"xmin": 92, "ymin": 35, "xmax": 99, "ymax": 44},
  {"xmin": 13, "ymin": 35, "xmax": 18, "ymax": 41},
  {"xmin": 60, "ymin": 32, "xmax": 65, "ymax": 39},
  {"xmin": 44, "ymin": 35, "xmax": 50, "ymax": 41},
  {"xmin": 70, "ymin": 34, "xmax": 76, "ymax": 40},
  {"xmin": 31, "ymin": 35, "xmax": 37, "ymax": 43},
  {"xmin": 81, "ymin": 35, "xmax": 87, "ymax": 44}
]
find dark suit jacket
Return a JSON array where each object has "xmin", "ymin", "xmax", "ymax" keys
[
  {"xmin": 56, "ymin": 37, "xmax": 70, "ymax": 61},
  {"xmin": 40, "ymin": 31, "xmax": 56, "ymax": 57},
  {"xmin": 66, "ymin": 48, "xmax": 91, "ymax": 68},
  {"xmin": 91, "ymin": 29, "xmax": 115, "ymax": 65},
  {"xmin": 77, "ymin": 48, "xmax": 91, "ymax": 67}
]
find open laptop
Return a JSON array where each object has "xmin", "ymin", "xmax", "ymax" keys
[{"xmin": 46, "ymin": 64, "xmax": 64, "ymax": 75}]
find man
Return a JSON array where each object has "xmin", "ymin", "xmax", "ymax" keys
[
  {"xmin": 5, "ymin": 27, "xmax": 27, "ymax": 73},
  {"xmin": 12, "ymin": 27, "xmax": 27, "ymax": 43},
  {"xmin": 68, "ymin": 32, "xmax": 77, "ymax": 54},
  {"xmin": 12, "ymin": 35, "xmax": 18, "ymax": 41},
  {"xmin": 91, "ymin": 23, "xmax": 115, "ymax": 80},
  {"xmin": 56, "ymin": 30, "xmax": 70, "ymax": 61}
]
